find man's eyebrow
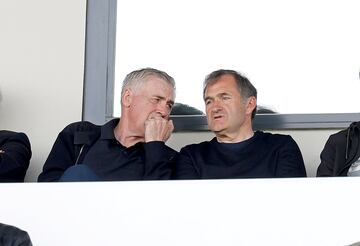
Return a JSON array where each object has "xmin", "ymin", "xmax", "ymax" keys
[
  {"xmin": 153, "ymin": 95, "xmax": 174, "ymax": 105},
  {"xmin": 204, "ymin": 96, "xmax": 213, "ymax": 102},
  {"xmin": 218, "ymin": 92, "xmax": 231, "ymax": 97},
  {"xmin": 204, "ymin": 92, "xmax": 230, "ymax": 101}
]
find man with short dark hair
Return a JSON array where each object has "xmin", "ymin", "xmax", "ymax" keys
[
  {"xmin": 174, "ymin": 69, "xmax": 306, "ymax": 179},
  {"xmin": 38, "ymin": 68, "xmax": 177, "ymax": 181}
]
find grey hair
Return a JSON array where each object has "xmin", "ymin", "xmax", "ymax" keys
[
  {"xmin": 203, "ymin": 69, "xmax": 257, "ymax": 119},
  {"xmin": 121, "ymin": 68, "xmax": 176, "ymax": 99}
]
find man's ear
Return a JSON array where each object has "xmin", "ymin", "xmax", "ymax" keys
[
  {"xmin": 122, "ymin": 89, "xmax": 133, "ymax": 108},
  {"xmin": 246, "ymin": 96, "xmax": 257, "ymax": 116}
]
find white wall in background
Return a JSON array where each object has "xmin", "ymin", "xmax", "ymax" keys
[{"xmin": 0, "ymin": 0, "xmax": 86, "ymax": 181}]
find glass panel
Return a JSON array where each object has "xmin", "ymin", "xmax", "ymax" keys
[{"xmin": 113, "ymin": 0, "xmax": 360, "ymax": 117}]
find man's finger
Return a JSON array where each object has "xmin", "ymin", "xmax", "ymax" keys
[{"xmin": 168, "ymin": 120, "xmax": 174, "ymax": 132}]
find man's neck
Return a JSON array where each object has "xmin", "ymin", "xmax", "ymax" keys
[
  {"xmin": 114, "ymin": 120, "xmax": 144, "ymax": 148},
  {"xmin": 215, "ymin": 126, "xmax": 254, "ymax": 144}
]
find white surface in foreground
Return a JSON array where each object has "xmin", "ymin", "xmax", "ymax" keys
[{"xmin": 0, "ymin": 178, "xmax": 359, "ymax": 246}]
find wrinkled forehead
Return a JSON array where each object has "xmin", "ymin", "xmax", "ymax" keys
[
  {"xmin": 204, "ymin": 75, "xmax": 240, "ymax": 98},
  {"xmin": 141, "ymin": 75, "xmax": 176, "ymax": 98}
]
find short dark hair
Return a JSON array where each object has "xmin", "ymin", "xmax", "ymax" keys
[{"xmin": 203, "ymin": 69, "xmax": 257, "ymax": 119}]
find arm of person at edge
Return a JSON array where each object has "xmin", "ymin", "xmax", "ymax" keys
[
  {"xmin": 37, "ymin": 124, "xmax": 78, "ymax": 182},
  {"xmin": 0, "ymin": 132, "xmax": 31, "ymax": 182},
  {"xmin": 0, "ymin": 223, "xmax": 33, "ymax": 246},
  {"xmin": 143, "ymin": 115, "xmax": 178, "ymax": 180},
  {"xmin": 275, "ymin": 136, "xmax": 307, "ymax": 177},
  {"xmin": 316, "ymin": 135, "xmax": 337, "ymax": 177}
]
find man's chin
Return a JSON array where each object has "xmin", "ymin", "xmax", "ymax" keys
[{"xmin": 209, "ymin": 124, "xmax": 225, "ymax": 133}]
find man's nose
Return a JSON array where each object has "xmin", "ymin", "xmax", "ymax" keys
[
  {"xmin": 211, "ymin": 99, "xmax": 222, "ymax": 112},
  {"xmin": 156, "ymin": 103, "xmax": 170, "ymax": 117}
]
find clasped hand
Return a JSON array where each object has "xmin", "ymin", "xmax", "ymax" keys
[{"xmin": 144, "ymin": 113, "xmax": 174, "ymax": 142}]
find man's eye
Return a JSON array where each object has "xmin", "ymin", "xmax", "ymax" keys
[
  {"xmin": 167, "ymin": 104, "xmax": 173, "ymax": 109},
  {"xmin": 151, "ymin": 98, "xmax": 160, "ymax": 103}
]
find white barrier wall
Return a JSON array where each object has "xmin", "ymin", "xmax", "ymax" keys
[
  {"xmin": 0, "ymin": 0, "xmax": 86, "ymax": 181},
  {"xmin": 1, "ymin": 179, "xmax": 360, "ymax": 246}
]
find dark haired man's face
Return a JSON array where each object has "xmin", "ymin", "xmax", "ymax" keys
[{"xmin": 204, "ymin": 75, "xmax": 248, "ymax": 136}]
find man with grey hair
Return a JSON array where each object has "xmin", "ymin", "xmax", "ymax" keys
[
  {"xmin": 174, "ymin": 69, "xmax": 306, "ymax": 179},
  {"xmin": 38, "ymin": 68, "xmax": 177, "ymax": 181}
]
